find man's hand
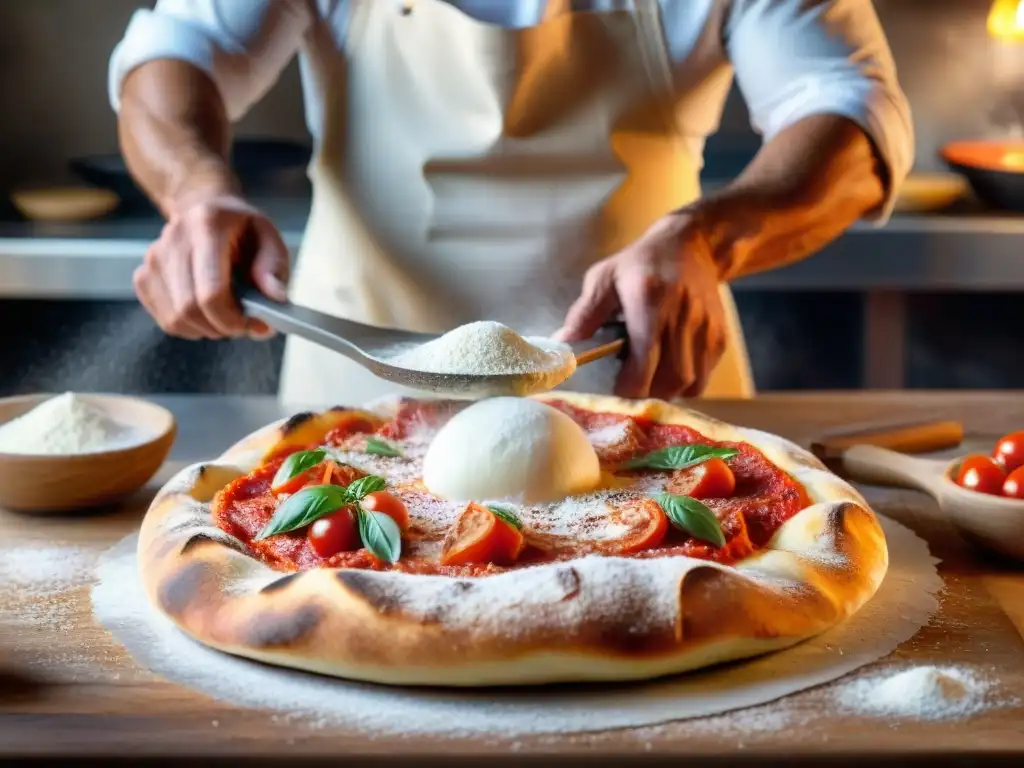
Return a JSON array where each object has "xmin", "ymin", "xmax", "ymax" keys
[
  {"xmin": 133, "ymin": 194, "xmax": 289, "ymax": 340},
  {"xmin": 556, "ymin": 214, "xmax": 727, "ymax": 400}
]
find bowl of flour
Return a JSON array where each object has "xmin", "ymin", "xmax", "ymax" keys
[{"xmin": 0, "ymin": 392, "xmax": 176, "ymax": 512}]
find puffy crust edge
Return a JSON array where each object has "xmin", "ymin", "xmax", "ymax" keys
[{"xmin": 136, "ymin": 393, "xmax": 888, "ymax": 687}]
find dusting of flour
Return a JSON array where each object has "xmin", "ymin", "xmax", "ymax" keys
[
  {"xmin": 386, "ymin": 321, "xmax": 573, "ymax": 377},
  {"xmin": 835, "ymin": 665, "xmax": 1009, "ymax": 720},
  {"xmin": 91, "ymin": 517, "xmax": 946, "ymax": 737},
  {"xmin": 0, "ymin": 392, "xmax": 144, "ymax": 454},
  {"xmin": 1, "ymin": 544, "xmax": 96, "ymax": 632}
]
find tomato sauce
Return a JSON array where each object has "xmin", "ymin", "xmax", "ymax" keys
[{"xmin": 212, "ymin": 399, "xmax": 811, "ymax": 575}]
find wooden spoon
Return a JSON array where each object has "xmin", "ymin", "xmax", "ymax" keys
[{"xmin": 841, "ymin": 445, "xmax": 1024, "ymax": 562}]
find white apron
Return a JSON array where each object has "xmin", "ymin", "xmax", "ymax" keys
[{"xmin": 279, "ymin": 0, "xmax": 754, "ymax": 407}]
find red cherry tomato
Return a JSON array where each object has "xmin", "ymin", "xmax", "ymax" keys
[
  {"xmin": 667, "ymin": 458, "xmax": 736, "ymax": 499},
  {"xmin": 993, "ymin": 431, "xmax": 1024, "ymax": 472},
  {"xmin": 440, "ymin": 503, "xmax": 526, "ymax": 566},
  {"xmin": 361, "ymin": 490, "xmax": 410, "ymax": 530},
  {"xmin": 1002, "ymin": 466, "xmax": 1024, "ymax": 499},
  {"xmin": 308, "ymin": 507, "xmax": 359, "ymax": 558},
  {"xmin": 955, "ymin": 454, "xmax": 1006, "ymax": 496}
]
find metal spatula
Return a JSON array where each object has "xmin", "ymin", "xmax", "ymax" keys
[{"xmin": 238, "ymin": 285, "xmax": 626, "ymax": 398}]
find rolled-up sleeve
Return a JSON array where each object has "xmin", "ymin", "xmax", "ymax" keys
[
  {"xmin": 725, "ymin": 0, "xmax": 914, "ymax": 221},
  {"xmin": 108, "ymin": 0, "xmax": 313, "ymax": 121}
]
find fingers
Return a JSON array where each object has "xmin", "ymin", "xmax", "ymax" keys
[
  {"xmin": 613, "ymin": 268, "xmax": 665, "ymax": 399},
  {"xmin": 134, "ymin": 257, "xmax": 206, "ymax": 340},
  {"xmin": 554, "ymin": 261, "xmax": 618, "ymax": 342},
  {"xmin": 191, "ymin": 219, "xmax": 247, "ymax": 337},
  {"xmin": 246, "ymin": 318, "xmax": 276, "ymax": 340},
  {"xmin": 648, "ymin": 322, "xmax": 685, "ymax": 401},
  {"xmin": 132, "ymin": 198, "xmax": 286, "ymax": 341},
  {"xmin": 682, "ymin": 320, "xmax": 726, "ymax": 399},
  {"xmin": 161, "ymin": 229, "xmax": 222, "ymax": 338},
  {"xmin": 678, "ymin": 317, "xmax": 708, "ymax": 399},
  {"xmin": 249, "ymin": 219, "xmax": 290, "ymax": 302}
]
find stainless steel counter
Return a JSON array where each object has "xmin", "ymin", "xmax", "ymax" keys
[
  {"xmin": 2, "ymin": 197, "xmax": 1024, "ymax": 299},
  {"xmin": 4, "ymin": 197, "xmax": 1022, "ymax": 391},
  {"xmin": 0, "ymin": 198, "xmax": 308, "ymax": 300}
]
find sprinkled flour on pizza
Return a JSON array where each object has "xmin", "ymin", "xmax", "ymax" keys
[
  {"xmin": 91, "ymin": 516, "xmax": 945, "ymax": 736},
  {"xmin": 386, "ymin": 321, "xmax": 573, "ymax": 377},
  {"xmin": 331, "ymin": 415, "xmax": 667, "ymax": 547}
]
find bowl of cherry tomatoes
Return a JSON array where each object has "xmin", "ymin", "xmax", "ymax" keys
[
  {"xmin": 950, "ymin": 431, "xmax": 1024, "ymax": 498},
  {"xmin": 841, "ymin": 430, "xmax": 1024, "ymax": 561},
  {"xmin": 942, "ymin": 430, "xmax": 1024, "ymax": 560}
]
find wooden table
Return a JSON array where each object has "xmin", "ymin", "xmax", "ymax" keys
[{"xmin": 4, "ymin": 392, "xmax": 1024, "ymax": 766}]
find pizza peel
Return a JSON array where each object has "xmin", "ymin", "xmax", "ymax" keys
[
  {"xmin": 238, "ymin": 284, "xmax": 626, "ymax": 397},
  {"xmin": 813, "ymin": 420, "xmax": 1024, "ymax": 562}
]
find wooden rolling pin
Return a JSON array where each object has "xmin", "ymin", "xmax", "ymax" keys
[{"xmin": 810, "ymin": 419, "xmax": 964, "ymax": 475}]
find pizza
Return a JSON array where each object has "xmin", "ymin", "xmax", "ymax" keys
[{"xmin": 138, "ymin": 393, "xmax": 887, "ymax": 687}]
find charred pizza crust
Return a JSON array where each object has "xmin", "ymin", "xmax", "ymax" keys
[{"xmin": 137, "ymin": 393, "xmax": 887, "ymax": 687}]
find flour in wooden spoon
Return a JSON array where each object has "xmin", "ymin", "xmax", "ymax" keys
[
  {"xmin": 0, "ymin": 392, "xmax": 144, "ymax": 454},
  {"xmin": 386, "ymin": 321, "xmax": 574, "ymax": 379}
]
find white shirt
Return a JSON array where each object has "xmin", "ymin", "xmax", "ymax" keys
[{"xmin": 108, "ymin": 0, "xmax": 913, "ymax": 212}]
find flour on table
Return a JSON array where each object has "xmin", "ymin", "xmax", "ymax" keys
[
  {"xmin": 834, "ymin": 665, "xmax": 1011, "ymax": 720},
  {"xmin": 1, "ymin": 544, "xmax": 96, "ymax": 632},
  {"xmin": 91, "ymin": 516, "xmax": 945, "ymax": 738},
  {"xmin": 0, "ymin": 392, "xmax": 145, "ymax": 454},
  {"xmin": 383, "ymin": 321, "xmax": 574, "ymax": 378}
]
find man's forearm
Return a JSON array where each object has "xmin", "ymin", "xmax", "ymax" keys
[
  {"xmin": 118, "ymin": 60, "xmax": 239, "ymax": 216},
  {"xmin": 687, "ymin": 114, "xmax": 889, "ymax": 281}
]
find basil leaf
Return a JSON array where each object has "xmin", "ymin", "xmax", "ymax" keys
[
  {"xmin": 346, "ymin": 475, "xmax": 387, "ymax": 501},
  {"xmin": 654, "ymin": 493, "xmax": 726, "ymax": 547},
  {"xmin": 486, "ymin": 504, "xmax": 522, "ymax": 530},
  {"xmin": 271, "ymin": 448, "xmax": 327, "ymax": 489},
  {"xmin": 357, "ymin": 507, "xmax": 401, "ymax": 564},
  {"xmin": 365, "ymin": 436, "xmax": 402, "ymax": 458},
  {"xmin": 255, "ymin": 484, "xmax": 350, "ymax": 540},
  {"xmin": 624, "ymin": 445, "xmax": 738, "ymax": 471}
]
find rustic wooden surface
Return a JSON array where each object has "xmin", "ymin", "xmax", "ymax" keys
[{"xmin": 3, "ymin": 392, "xmax": 1024, "ymax": 765}]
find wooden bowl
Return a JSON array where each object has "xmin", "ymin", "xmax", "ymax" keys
[
  {"xmin": 0, "ymin": 394, "xmax": 176, "ymax": 513},
  {"xmin": 10, "ymin": 186, "xmax": 119, "ymax": 222},
  {"xmin": 893, "ymin": 173, "xmax": 967, "ymax": 213}
]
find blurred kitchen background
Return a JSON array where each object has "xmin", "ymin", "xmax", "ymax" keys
[{"xmin": 1, "ymin": 0, "xmax": 1023, "ymax": 395}]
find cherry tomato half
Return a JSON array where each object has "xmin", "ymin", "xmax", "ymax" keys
[
  {"xmin": 955, "ymin": 454, "xmax": 1006, "ymax": 496},
  {"xmin": 308, "ymin": 507, "xmax": 359, "ymax": 558},
  {"xmin": 440, "ymin": 503, "xmax": 525, "ymax": 566},
  {"xmin": 361, "ymin": 490, "xmax": 410, "ymax": 530},
  {"xmin": 667, "ymin": 458, "xmax": 736, "ymax": 500},
  {"xmin": 1002, "ymin": 465, "xmax": 1024, "ymax": 499},
  {"xmin": 593, "ymin": 498, "xmax": 669, "ymax": 555},
  {"xmin": 993, "ymin": 430, "xmax": 1024, "ymax": 472}
]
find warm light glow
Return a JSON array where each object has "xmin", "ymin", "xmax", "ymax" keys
[
  {"xmin": 988, "ymin": 0, "xmax": 1024, "ymax": 41},
  {"xmin": 1003, "ymin": 151, "xmax": 1024, "ymax": 168}
]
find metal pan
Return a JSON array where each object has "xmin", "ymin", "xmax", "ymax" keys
[
  {"xmin": 70, "ymin": 138, "xmax": 312, "ymax": 214},
  {"xmin": 940, "ymin": 140, "xmax": 1024, "ymax": 213}
]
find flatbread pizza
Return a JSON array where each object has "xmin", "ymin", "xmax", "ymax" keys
[{"xmin": 137, "ymin": 393, "xmax": 887, "ymax": 686}]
